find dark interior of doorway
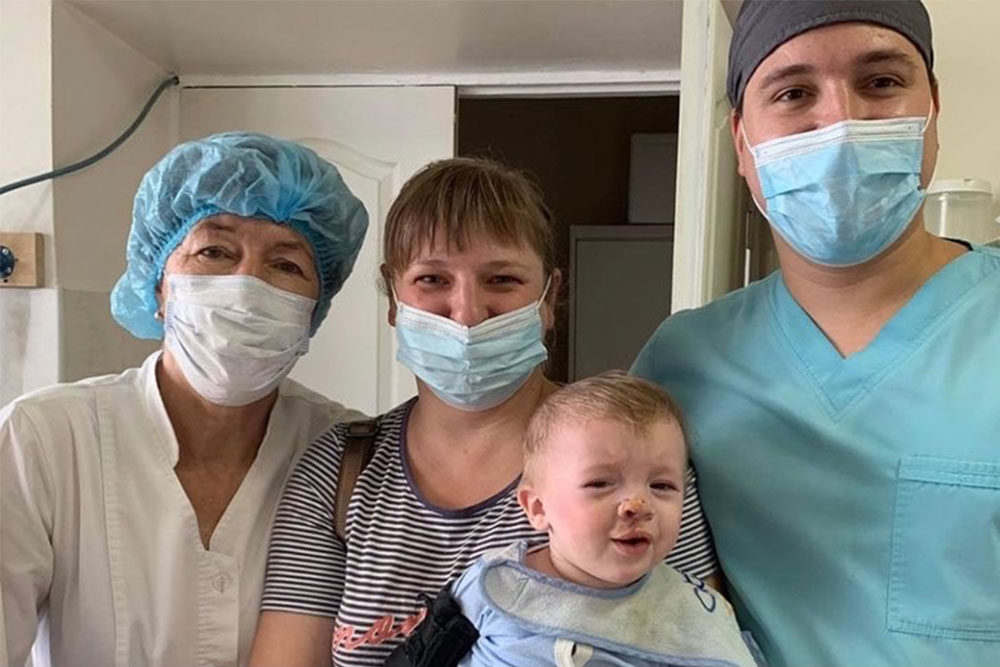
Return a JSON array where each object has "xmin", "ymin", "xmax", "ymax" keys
[{"xmin": 458, "ymin": 96, "xmax": 680, "ymax": 382}]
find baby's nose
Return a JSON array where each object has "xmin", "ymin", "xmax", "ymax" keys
[{"xmin": 618, "ymin": 497, "xmax": 652, "ymax": 521}]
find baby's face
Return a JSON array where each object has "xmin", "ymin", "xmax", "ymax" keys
[{"xmin": 520, "ymin": 417, "xmax": 686, "ymax": 588}]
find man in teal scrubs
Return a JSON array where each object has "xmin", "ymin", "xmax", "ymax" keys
[{"xmin": 632, "ymin": 1, "xmax": 1000, "ymax": 665}]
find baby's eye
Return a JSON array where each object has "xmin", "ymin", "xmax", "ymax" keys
[
  {"xmin": 583, "ymin": 480, "xmax": 612, "ymax": 490},
  {"xmin": 651, "ymin": 481, "xmax": 680, "ymax": 493}
]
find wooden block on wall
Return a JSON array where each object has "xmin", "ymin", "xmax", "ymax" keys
[{"xmin": 0, "ymin": 232, "xmax": 44, "ymax": 287}]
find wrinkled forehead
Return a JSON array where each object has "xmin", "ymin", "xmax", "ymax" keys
[{"xmin": 185, "ymin": 215, "xmax": 312, "ymax": 253}]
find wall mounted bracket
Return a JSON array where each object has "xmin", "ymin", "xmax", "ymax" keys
[{"xmin": 0, "ymin": 232, "xmax": 44, "ymax": 287}]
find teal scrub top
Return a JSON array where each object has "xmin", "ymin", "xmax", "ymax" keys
[{"xmin": 632, "ymin": 245, "xmax": 1000, "ymax": 667}]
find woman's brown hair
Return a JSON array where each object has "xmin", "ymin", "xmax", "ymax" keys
[{"xmin": 381, "ymin": 157, "xmax": 556, "ymax": 284}]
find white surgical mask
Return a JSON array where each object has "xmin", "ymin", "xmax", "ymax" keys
[
  {"xmin": 394, "ymin": 279, "xmax": 551, "ymax": 411},
  {"xmin": 163, "ymin": 274, "xmax": 315, "ymax": 406}
]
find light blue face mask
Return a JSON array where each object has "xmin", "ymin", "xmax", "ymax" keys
[
  {"xmin": 394, "ymin": 280, "xmax": 550, "ymax": 411},
  {"xmin": 746, "ymin": 112, "xmax": 931, "ymax": 267}
]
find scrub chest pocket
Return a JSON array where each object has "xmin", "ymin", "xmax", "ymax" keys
[{"xmin": 888, "ymin": 456, "xmax": 1000, "ymax": 641}]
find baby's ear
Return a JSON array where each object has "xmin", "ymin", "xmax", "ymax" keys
[{"xmin": 517, "ymin": 484, "xmax": 549, "ymax": 532}]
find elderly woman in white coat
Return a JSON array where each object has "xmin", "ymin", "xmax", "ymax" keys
[{"xmin": 0, "ymin": 132, "xmax": 368, "ymax": 667}]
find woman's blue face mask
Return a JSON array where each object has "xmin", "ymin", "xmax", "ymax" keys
[
  {"xmin": 393, "ymin": 279, "xmax": 551, "ymax": 411},
  {"xmin": 744, "ymin": 109, "xmax": 933, "ymax": 267}
]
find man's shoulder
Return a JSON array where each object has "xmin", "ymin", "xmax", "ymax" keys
[
  {"xmin": 933, "ymin": 245, "xmax": 1000, "ymax": 320},
  {"xmin": 975, "ymin": 243, "xmax": 1000, "ymax": 259},
  {"xmin": 649, "ymin": 274, "xmax": 777, "ymax": 345},
  {"xmin": 970, "ymin": 244, "xmax": 1000, "ymax": 280}
]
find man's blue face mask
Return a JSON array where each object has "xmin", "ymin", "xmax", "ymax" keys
[{"xmin": 744, "ymin": 109, "xmax": 933, "ymax": 267}]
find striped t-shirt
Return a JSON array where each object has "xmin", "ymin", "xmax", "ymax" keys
[{"xmin": 262, "ymin": 399, "xmax": 718, "ymax": 666}]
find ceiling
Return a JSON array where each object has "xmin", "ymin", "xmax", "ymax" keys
[{"xmin": 67, "ymin": 0, "xmax": 686, "ymax": 80}]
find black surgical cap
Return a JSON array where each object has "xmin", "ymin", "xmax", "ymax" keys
[{"xmin": 727, "ymin": 0, "xmax": 934, "ymax": 108}]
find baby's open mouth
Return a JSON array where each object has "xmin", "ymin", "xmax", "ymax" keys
[{"xmin": 612, "ymin": 535, "xmax": 652, "ymax": 553}]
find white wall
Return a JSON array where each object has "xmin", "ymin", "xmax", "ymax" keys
[
  {"xmin": 926, "ymin": 0, "xmax": 1000, "ymax": 230},
  {"xmin": 50, "ymin": 2, "xmax": 176, "ymax": 383},
  {"xmin": 0, "ymin": 0, "xmax": 59, "ymax": 406}
]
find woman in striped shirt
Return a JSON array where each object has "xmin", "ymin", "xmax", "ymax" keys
[{"xmin": 249, "ymin": 157, "xmax": 719, "ymax": 667}]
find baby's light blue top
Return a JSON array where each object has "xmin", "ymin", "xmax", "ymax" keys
[
  {"xmin": 632, "ymin": 245, "xmax": 1000, "ymax": 667},
  {"xmin": 453, "ymin": 542, "xmax": 759, "ymax": 666}
]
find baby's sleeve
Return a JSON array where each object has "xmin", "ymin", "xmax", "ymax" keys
[{"xmin": 450, "ymin": 559, "xmax": 491, "ymax": 625}]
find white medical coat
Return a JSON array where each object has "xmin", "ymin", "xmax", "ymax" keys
[{"xmin": 0, "ymin": 352, "xmax": 362, "ymax": 667}]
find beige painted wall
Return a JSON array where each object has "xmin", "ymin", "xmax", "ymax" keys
[
  {"xmin": 1, "ymin": 1, "xmax": 176, "ymax": 406},
  {"xmin": 0, "ymin": 0, "xmax": 59, "ymax": 405},
  {"xmin": 926, "ymin": 0, "xmax": 1000, "ymax": 233},
  {"xmin": 52, "ymin": 2, "xmax": 179, "ymax": 293},
  {"xmin": 51, "ymin": 2, "xmax": 176, "ymax": 383}
]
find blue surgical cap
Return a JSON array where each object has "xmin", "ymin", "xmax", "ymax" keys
[{"xmin": 111, "ymin": 132, "xmax": 368, "ymax": 339}]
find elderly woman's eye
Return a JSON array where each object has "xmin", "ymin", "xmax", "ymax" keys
[
  {"xmin": 275, "ymin": 260, "xmax": 304, "ymax": 276},
  {"xmin": 198, "ymin": 246, "xmax": 229, "ymax": 260}
]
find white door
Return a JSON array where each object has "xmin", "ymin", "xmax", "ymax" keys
[
  {"xmin": 180, "ymin": 86, "xmax": 455, "ymax": 415},
  {"xmin": 672, "ymin": 0, "xmax": 745, "ymax": 312}
]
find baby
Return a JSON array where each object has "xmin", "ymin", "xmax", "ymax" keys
[{"xmin": 450, "ymin": 371, "xmax": 761, "ymax": 666}]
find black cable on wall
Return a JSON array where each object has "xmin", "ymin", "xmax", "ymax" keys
[{"xmin": 0, "ymin": 75, "xmax": 180, "ymax": 197}]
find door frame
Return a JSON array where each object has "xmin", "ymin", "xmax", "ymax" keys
[
  {"xmin": 181, "ymin": 50, "xmax": 737, "ymax": 314},
  {"xmin": 180, "ymin": 69, "xmax": 681, "ymax": 97}
]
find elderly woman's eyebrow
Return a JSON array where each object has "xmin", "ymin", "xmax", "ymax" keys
[
  {"xmin": 272, "ymin": 240, "xmax": 313, "ymax": 255},
  {"xmin": 194, "ymin": 220, "xmax": 238, "ymax": 235}
]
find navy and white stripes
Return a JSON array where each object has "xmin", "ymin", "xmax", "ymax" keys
[{"xmin": 262, "ymin": 400, "xmax": 718, "ymax": 666}]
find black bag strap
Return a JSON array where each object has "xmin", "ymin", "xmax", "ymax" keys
[
  {"xmin": 334, "ymin": 419, "xmax": 377, "ymax": 543},
  {"xmin": 382, "ymin": 587, "xmax": 479, "ymax": 667}
]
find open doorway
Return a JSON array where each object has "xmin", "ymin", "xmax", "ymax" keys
[{"xmin": 458, "ymin": 96, "xmax": 679, "ymax": 382}]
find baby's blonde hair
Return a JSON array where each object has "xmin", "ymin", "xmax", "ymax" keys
[{"xmin": 522, "ymin": 371, "xmax": 688, "ymax": 484}]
